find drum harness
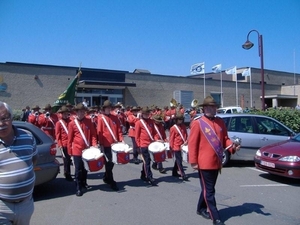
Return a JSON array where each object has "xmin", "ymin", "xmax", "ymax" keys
[
  {"xmin": 140, "ymin": 119, "xmax": 156, "ymax": 164},
  {"xmin": 58, "ymin": 119, "xmax": 68, "ymax": 158}
]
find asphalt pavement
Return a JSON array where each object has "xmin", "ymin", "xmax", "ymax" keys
[{"xmin": 31, "ymin": 134, "xmax": 300, "ymax": 225}]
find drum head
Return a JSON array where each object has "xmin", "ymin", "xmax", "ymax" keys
[
  {"xmin": 111, "ymin": 142, "xmax": 130, "ymax": 152},
  {"xmin": 149, "ymin": 141, "xmax": 165, "ymax": 152},
  {"xmin": 82, "ymin": 147, "xmax": 102, "ymax": 160},
  {"xmin": 181, "ymin": 145, "xmax": 188, "ymax": 152}
]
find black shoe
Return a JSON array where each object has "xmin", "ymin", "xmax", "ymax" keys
[
  {"xmin": 213, "ymin": 220, "xmax": 225, "ymax": 225},
  {"xmin": 65, "ymin": 175, "xmax": 73, "ymax": 182},
  {"xmin": 152, "ymin": 163, "xmax": 158, "ymax": 170},
  {"xmin": 149, "ymin": 178, "xmax": 157, "ymax": 186},
  {"xmin": 103, "ymin": 177, "xmax": 110, "ymax": 184},
  {"xmin": 83, "ymin": 183, "xmax": 91, "ymax": 189},
  {"xmin": 159, "ymin": 168, "xmax": 166, "ymax": 174},
  {"xmin": 141, "ymin": 174, "xmax": 148, "ymax": 181},
  {"xmin": 182, "ymin": 175, "xmax": 189, "ymax": 181},
  {"xmin": 110, "ymin": 181, "xmax": 119, "ymax": 191},
  {"xmin": 76, "ymin": 190, "xmax": 83, "ymax": 197},
  {"xmin": 197, "ymin": 210, "xmax": 210, "ymax": 220},
  {"xmin": 172, "ymin": 173, "xmax": 181, "ymax": 177}
]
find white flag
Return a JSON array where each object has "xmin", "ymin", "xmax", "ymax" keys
[
  {"xmin": 242, "ymin": 67, "xmax": 251, "ymax": 77},
  {"xmin": 225, "ymin": 66, "xmax": 237, "ymax": 75},
  {"xmin": 190, "ymin": 62, "xmax": 205, "ymax": 75},
  {"xmin": 212, "ymin": 64, "xmax": 222, "ymax": 73}
]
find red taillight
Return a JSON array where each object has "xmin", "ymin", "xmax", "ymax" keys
[{"xmin": 50, "ymin": 143, "xmax": 57, "ymax": 155}]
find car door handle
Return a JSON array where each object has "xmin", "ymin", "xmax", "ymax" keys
[{"xmin": 261, "ymin": 137, "xmax": 268, "ymax": 141}]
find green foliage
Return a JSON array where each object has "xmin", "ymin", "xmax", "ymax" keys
[
  {"xmin": 249, "ymin": 108, "xmax": 300, "ymax": 133},
  {"xmin": 13, "ymin": 110, "xmax": 22, "ymax": 121}
]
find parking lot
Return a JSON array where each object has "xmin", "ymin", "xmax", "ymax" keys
[{"xmin": 31, "ymin": 134, "xmax": 300, "ymax": 225}]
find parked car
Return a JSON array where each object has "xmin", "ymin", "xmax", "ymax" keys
[
  {"xmin": 217, "ymin": 114, "xmax": 296, "ymax": 166},
  {"xmin": 254, "ymin": 133, "xmax": 300, "ymax": 179},
  {"xmin": 217, "ymin": 106, "xmax": 243, "ymax": 114},
  {"xmin": 13, "ymin": 121, "xmax": 60, "ymax": 186}
]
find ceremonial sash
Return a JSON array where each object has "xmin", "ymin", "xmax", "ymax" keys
[{"xmin": 199, "ymin": 118, "xmax": 223, "ymax": 165}]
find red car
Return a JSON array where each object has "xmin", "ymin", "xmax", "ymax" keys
[{"xmin": 254, "ymin": 133, "xmax": 300, "ymax": 179}]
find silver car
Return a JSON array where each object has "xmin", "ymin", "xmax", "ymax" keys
[
  {"xmin": 13, "ymin": 121, "xmax": 60, "ymax": 186},
  {"xmin": 217, "ymin": 114, "xmax": 296, "ymax": 166}
]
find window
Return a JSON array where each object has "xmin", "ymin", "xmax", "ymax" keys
[{"xmin": 255, "ymin": 117, "xmax": 289, "ymax": 136}]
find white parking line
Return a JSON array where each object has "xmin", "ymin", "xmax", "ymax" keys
[
  {"xmin": 240, "ymin": 184, "xmax": 289, "ymax": 187},
  {"xmin": 247, "ymin": 167, "xmax": 268, "ymax": 173}
]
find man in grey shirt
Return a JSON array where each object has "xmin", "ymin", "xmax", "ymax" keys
[{"xmin": 0, "ymin": 101, "xmax": 38, "ymax": 225}]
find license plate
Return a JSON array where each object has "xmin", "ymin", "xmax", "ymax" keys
[{"xmin": 261, "ymin": 160, "xmax": 275, "ymax": 168}]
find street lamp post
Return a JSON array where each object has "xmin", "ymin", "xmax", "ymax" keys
[{"xmin": 242, "ymin": 30, "xmax": 265, "ymax": 111}]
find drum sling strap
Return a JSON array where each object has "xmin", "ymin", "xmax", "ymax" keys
[
  {"xmin": 140, "ymin": 119, "xmax": 154, "ymax": 141},
  {"xmin": 58, "ymin": 119, "xmax": 68, "ymax": 158},
  {"xmin": 101, "ymin": 116, "xmax": 118, "ymax": 143},
  {"xmin": 154, "ymin": 124, "xmax": 163, "ymax": 141},
  {"xmin": 74, "ymin": 118, "xmax": 89, "ymax": 148},
  {"xmin": 173, "ymin": 124, "xmax": 186, "ymax": 142}
]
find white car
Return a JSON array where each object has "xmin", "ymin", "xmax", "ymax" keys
[{"xmin": 217, "ymin": 106, "xmax": 243, "ymax": 114}]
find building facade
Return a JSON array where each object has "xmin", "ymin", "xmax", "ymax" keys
[{"xmin": 0, "ymin": 62, "xmax": 299, "ymax": 111}]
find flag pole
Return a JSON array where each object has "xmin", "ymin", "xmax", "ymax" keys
[
  {"xmin": 220, "ymin": 71, "xmax": 223, "ymax": 107},
  {"xmin": 235, "ymin": 67, "xmax": 238, "ymax": 106},
  {"xmin": 250, "ymin": 68, "xmax": 253, "ymax": 108}
]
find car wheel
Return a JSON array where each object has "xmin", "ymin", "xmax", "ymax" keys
[{"xmin": 222, "ymin": 151, "xmax": 230, "ymax": 166}]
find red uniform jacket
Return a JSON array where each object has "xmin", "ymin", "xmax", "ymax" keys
[
  {"xmin": 67, "ymin": 117, "xmax": 98, "ymax": 156},
  {"xmin": 154, "ymin": 123, "xmax": 167, "ymax": 142},
  {"xmin": 55, "ymin": 118, "xmax": 70, "ymax": 147},
  {"xmin": 127, "ymin": 114, "xmax": 139, "ymax": 137},
  {"xmin": 169, "ymin": 124, "xmax": 188, "ymax": 151},
  {"xmin": 97, "ymin": 114, "xmax": 123, "ymax": 147},
  {"xmin": 188, "ymin": 116, "xmax": 234, "ymax": 170},
  {"xmin": 135, "ymin": 118, "xmax": 156, "ymax": 148},
  {"xmin": 38, "ymin": 113, "xmax": 58, "ymax": 140},
  {"xmin": 28, "ymin": 113, "xmax": 41, "ymax": 128}
]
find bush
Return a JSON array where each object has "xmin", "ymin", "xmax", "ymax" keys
[
  {"xmin": 13, "ymin": 110, "xmax": 22, "ymax": 121},
  {"xmin": 249, "ymin": 108, "xmax": 300, "ymax": 133}
]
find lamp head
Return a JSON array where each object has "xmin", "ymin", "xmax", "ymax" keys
[{"xmin": 242, "ymin": 40, "xmax": 254, "ymax": 50}]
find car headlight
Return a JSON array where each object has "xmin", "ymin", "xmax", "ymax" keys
[
  {"xmin": 279, "ymin": 156, "xmax": 300, "ymax": 162},
  {"xmin": 255, "ymin": 149, "xmax": 261, "ymax": 157}
]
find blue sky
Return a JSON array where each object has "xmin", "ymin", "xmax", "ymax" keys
[{"xmin": 1, "ymin": 0, "xmax": 300, "ymax": 76}]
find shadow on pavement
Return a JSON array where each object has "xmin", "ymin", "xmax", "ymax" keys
[
  {"xmin": 219, "ymin": 202, "xmax": 271, "ymax": 222},
  {"xmin": 259, "ymin": 173, "xmax": 300, "ymax": 186}
]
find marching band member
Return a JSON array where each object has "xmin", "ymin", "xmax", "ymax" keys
[
  {"xmin": 113, "ymin": 102, "xmax": 127, "ymax": 135},
  {"xmin": 97, "ymin": 100, "xmax": 124, "ymax": 191},
  {"xmin": 55, "ymin": 106, "xmax": 73, "ymax": 182},
  {"xmin": 38, "ymin": 104, "xmax": 58, "ymax": 140},
  {"xmin": 152, "ymin": 114, "xmax": 167, "ymax": 174},
  {"xmin": 188, "ymin": 96, "xmax": 240, "ymax": 225},
  {"xmin": 135, "ymin": 106, "xmax": 157, "ymax": 186},
  {"xmin": 28, "ymin": 105, "xmax": 41, "ymax": 128},
  {"xmin": 169, "ymin": 113, "xmax": 189, "ymax": 181},
  {"xmin": 68, "ymin": 103, "xmax": 98, "ymax": 197},
  {"xmin": 127, "ymin": 106, "xmax": 142, "ymax": 164}
]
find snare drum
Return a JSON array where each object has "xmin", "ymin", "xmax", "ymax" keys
[
  {"xmin": 148, "ymin": 141, "xmax": 166, "ymax": 163},
  {"xmin": 111, "ymin": 143, "xmax": 131, "ymax": 164},
  {"xmin": 181, "ymin": 145, "xmax": 189, "ymax": 163},
  {"xmin": 82, "ymin": 147, "xmax": 105, "ymax": 172}
]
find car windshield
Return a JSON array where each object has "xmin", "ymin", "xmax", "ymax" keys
[{"xmin": 291, "ymin": 133, "xmax": 300, "ymax": 142}]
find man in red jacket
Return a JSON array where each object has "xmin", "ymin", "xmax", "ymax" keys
[
  {"xmin": 135, "ymin": 106, "xmax": 157, "ymax": 186},
  {"xmin": 55, "ymin": 106, "xmax": 72, "ymax": 181},
  {"xmin": 97, "ymin": 100, "xmax": 124, "ymax": 191},
  {"xmin": 38, "ymin": 104, "xmax": 58, "ymax": 140},
  {"xmin": 28, "ymin": 105, "xmax": 41, "ymax": 127},
  {"xmin": 68, "ymin": 103, "xmax": 98, "ymax": 197},
  {"xmin": 188, "ymin": 96, "xmax": 240, "ymax": 225}
]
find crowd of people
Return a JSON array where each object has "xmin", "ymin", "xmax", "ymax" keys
[{"xmin": 16, "ymin": 97, "xmax": 240, "ymax": 225}]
